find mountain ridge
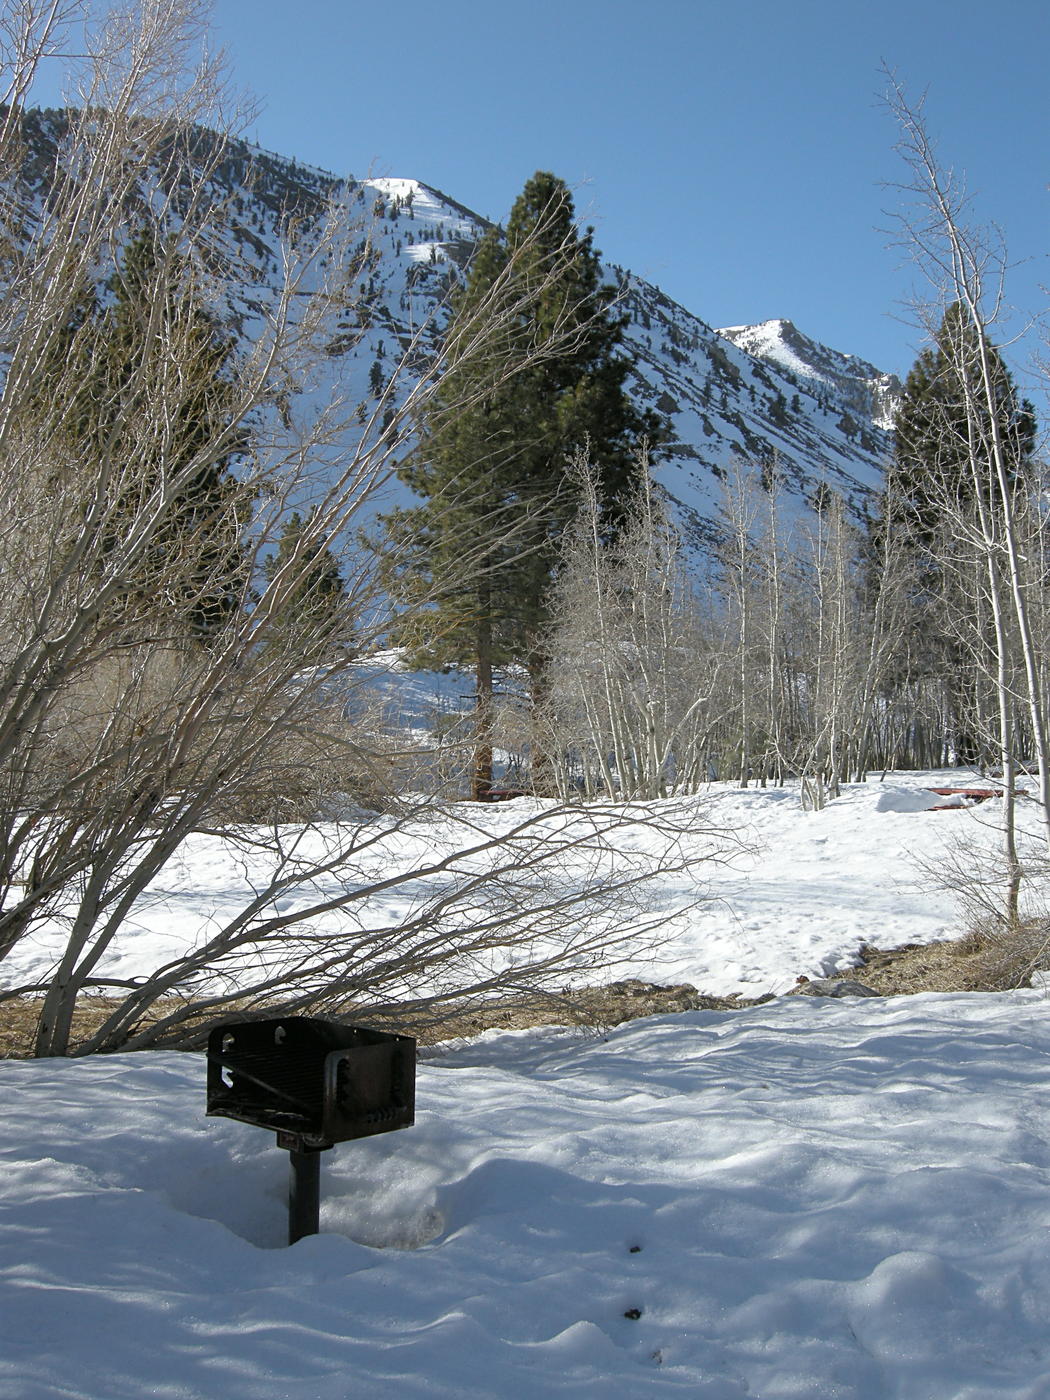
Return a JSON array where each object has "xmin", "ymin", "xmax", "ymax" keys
[{"xmin": 15, "ymin": 111, "xmax": 900, "ymax": 555}]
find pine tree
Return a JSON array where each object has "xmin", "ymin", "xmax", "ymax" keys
[
  {"xmin": 879, "ymin": 302, "xmax": 1036, "ymax": 762},
  {"xmin": 265, "ymin": 509, "xmax": 351, "ymax": 659},
  {"xmin": 61, "ymin": 230, "xmax": 250, "ymax": 640},
  {"xmin": 888, "ymin": 302, "xmax": 1034, "ymax": 563},
  {"xmin": 385, "ymin": 171, "xmax": 662, "ymax": 795}
]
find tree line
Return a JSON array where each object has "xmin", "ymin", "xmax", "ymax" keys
[
  {"xmin": 0, "ymin": 0, "xmax": 714, "ymax": 1056},
  {"xmin": 388, "ymin": 167, "xmax": 1046, "ymax": 837},
  {"xmin": 0, "ymin": 0, "xmax": 1044, "ymax": 1054}
]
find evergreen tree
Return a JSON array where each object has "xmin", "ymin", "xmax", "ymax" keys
[
  {"xmin": 265, "ymin": 509, "xmax": 351, "ymax": 658},
  {"xmin": 888, "ymin": 302, "xmax": 1034, "ymax": 564},
  {"xmin": 384, "ymin": 171, "xmax": 662, "ymax": 795},
  {"xmin": 59, "ymin": 230, "xmax": 250, "ymax": 640},
  {"xmin": 878, "ymin": 302, "xmax": 1036, "ymax": 762}
]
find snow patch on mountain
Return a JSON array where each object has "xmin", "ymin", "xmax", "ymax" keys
[
  {"xmin": 719, "ymin": 317, "xmax": 902, "ymax": 432},
  {"xmin": 719, "ymin": 317, "xmax": 822, "ymax": 382}
]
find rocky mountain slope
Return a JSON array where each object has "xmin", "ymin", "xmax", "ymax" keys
[{"xmin": 17, "ymin": 111, "xmax": 901, "ymax": 556}]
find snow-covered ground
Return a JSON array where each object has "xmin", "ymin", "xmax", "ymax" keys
[
  {"xmin": 4, "ymin": 772, "xmax": 1050, "ymax": 1397},
  {"xmin": 4, "ymin": 992, "xmax": 1050, "ymax": 1397},
  {"xmin": 0, "ymin": 767, "xmax": 1035, "ymax": 1001}
]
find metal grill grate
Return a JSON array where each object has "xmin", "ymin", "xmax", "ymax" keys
[{"xmin": 206, "ymin": 1016, "xmax": 416, "ymax": 1243}]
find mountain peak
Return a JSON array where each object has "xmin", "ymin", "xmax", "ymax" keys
[{"xmin": 718, "ymin": 318, "xmax": 901, "ymax": 433}]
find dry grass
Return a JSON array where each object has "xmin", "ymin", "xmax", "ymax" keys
[
  {"xmin": 0, "ymin": 981, "xmax": 766, "ymax": 1059},
  {"xmin": 0, "ymin": 995, "xmax": 276, "ymax": 1058},
  {"xmin": 851, "ymin": 920, "xmax": 1050, "ymax": 995},
  {"xmin": 401, "ymin": 980, "xmax": 768, "ymax": 1044},
  {"xmin": 0, "ymin": 998, "xmax": 127, "ymax": 1059},
  {"xmin": 4, "ymin": 933, "xmax": 1045, "ymax": 1059}
]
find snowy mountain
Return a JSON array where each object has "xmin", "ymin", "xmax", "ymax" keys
[
  {"xmin": 617, "ymin": 292, "xmax": 899, "ymax": 552},
  {"xmin": 719, "ymin": 317, "xmax": 901, "ymax": 431},
  {"xmin": 16, "ymin": 111, "xmax": 901, "ymax": 556}
]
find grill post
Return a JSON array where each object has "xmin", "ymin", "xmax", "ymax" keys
[
  {"xmin": 288, "ymin": 1147, "xmax": 322, "ymax": 1244},
  {"xmin": 206, "ymin": 1017, "xmax": 416, "ymax": 1247}
]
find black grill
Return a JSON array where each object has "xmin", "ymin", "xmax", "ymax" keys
[{"xmin": 205, "ymin": 1016, "xmax": 416, "ymax": 1243}]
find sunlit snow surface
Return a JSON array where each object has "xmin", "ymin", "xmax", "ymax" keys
[
  {"xmin": 4, "ymin": 991, "xmax": 1050, "ymax": 1397},
  {"xmin": 4, "ymin": 770, "xmax": 1050, "ymax": 1395},
  {"xmin": 0, "ymin": 766, "xmax": 1032, "ymax": 999}
]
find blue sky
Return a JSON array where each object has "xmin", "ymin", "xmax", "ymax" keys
[{"xmin": 34, "ymin": 1, "xmax": 1050, "ymax": 385}]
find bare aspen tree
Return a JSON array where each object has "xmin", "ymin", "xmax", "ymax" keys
[
  {"xmin": 792, "ymin": 491, "xmax": 866, "ymax": 807},
  {"xmin": 540, "ymin": 451, "xmax": 722, "ymax": 800},
  {"xmin": 889, "ymin": 92, "xmax": 1042, "ymax": 715},
  {"xmin": 544, "ymin": 449, "xmax": 928, "ymax": 806},
  {"xmin": 0, "ymin": 1, "xmax": 725, "ymax": 1055},
  {"xmin": 756, "ymin": 460, "xmax": 791, "ymax": 784},
  {"xmin": 848, "ymin": 488, "xmax": 920, "ymax": 778},
  {"xmin": 716, "ymin": 460, "xmax": 768, "ymax": 786},
  {"xmin": 886, "ymin": 77, "xmax": 1050, "ymax": 915},
  {"xmin": 711, "ymin": 462, "xmax": 926, "ymax": 797}
]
